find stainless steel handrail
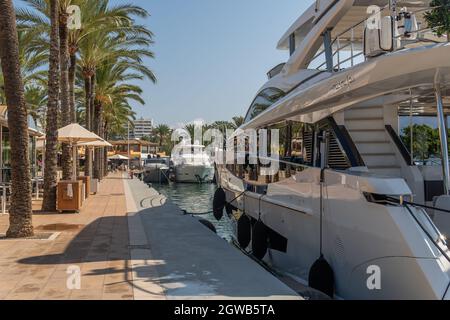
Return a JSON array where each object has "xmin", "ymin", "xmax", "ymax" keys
[{"xmin": 326, "ymin": 5, "xmax": 441, "ymax": 70}]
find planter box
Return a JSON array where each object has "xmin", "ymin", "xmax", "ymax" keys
[{"xmin": 57, "ymin": 180, "xmax": 83, "ymax": 212}]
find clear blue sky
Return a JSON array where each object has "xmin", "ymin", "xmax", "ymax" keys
[{"xmin": 109, "ymin": 0, "xmax": 314, "ymax": 126}]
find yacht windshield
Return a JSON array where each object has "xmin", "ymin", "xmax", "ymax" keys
[{"xmin": 244, "ymin": 88, "xmax": 286, "ymax": 123}]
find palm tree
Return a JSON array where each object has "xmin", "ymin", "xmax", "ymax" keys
[
  {"xmin": 1, "ymin": 30, "xmax": 47, "ymax": 106},
  {"xmin": 232, "ymin": 116, "xmax": 244, "ymax": 129},
  {"xmin": 102, "ymin": 101, "xmax": 135, "ymax": 174},
  {"xmin": 0, "ymin": 0, "xmax": 34, "ymax": 237},
  {"xmin": 25, "ymin": 84, "xmax": 47, "ymax": 127},
  {"xmin": 59, "ymin": 0, "xmax": 74, "ymax": 180},
  {"xmin": 68, "ymin": 0, "xmax": 152, "ymax": 122},
  {"xmin": 17, "ymin": 0, "xmax": 154, "ymax": 179},
  {"xmin": 0, "ymin": 72, "xmax": 4, "ymax": 104},
  {"xmin": 18, "ymin": 0, "xmax": 156, "ymax": 185},
  {"xmin": 42, "ymin": 0, "xmax": 60, "ymax": 212},
  {"xmin": 78, "ymin": 30, "xmax": 154, "ymax": 178},
  {"xmin": 15, "ymin": 0, "xmax": 72, "ymax": 179},
  {"xmin": 93, "ymin": 57, "xmax": 151, "ymax": 178},
  {"xmin": 103, "ymin": 101, "xmax": 135, "ymax": 139},
  {"xmin": 17, "ymin": 30, "xmax": 48, "ymax": 85},
  {"xmin": 153, "ymin": 124, "xmax": 172, "ymax": 147}
]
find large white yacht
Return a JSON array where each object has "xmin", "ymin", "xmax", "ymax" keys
[
  {"xmin": 216, "ymin": 0, "xmax": 450, "ymax": 299},
  {"xmin": 172, "ymin": 143, "xmax": 215, "ymax": 183}
]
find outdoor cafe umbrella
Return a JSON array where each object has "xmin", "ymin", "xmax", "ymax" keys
[
  {"xmin": 108, "ymin": 154, "xmax": 129, "ymax": 160},
  {"xmin": 57, "ymin": 123, "xmax": 103, "ymax": 181},
  {"xmin": 78, "ymin": 139, "xmax": 113, "ymax": 177},
  {"xmin": 79, "ymin": 139, "xmax": 113, "ymax": 148}
]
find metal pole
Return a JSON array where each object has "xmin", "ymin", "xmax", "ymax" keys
[
  {"xmin": 289, "ymin": 33, "xmax": 296, "ymax": 56},
  {"xmin": 409, "ymin": 89, "xmax": 414, "ymax": 165},
  {"xmin": 435, "ymin": 86, "xmax": 450, "ymax": 195},
  {"xmin": 350, "ymin": 28, "xmax": 355, "ymax": 67},
  {"xmin": 323, "ymin": 29, "xmax": 334, "ymax": 72},
  {"xmin": 390, "ymin": 0, "xmax": 398, "ymax": 50},
  {"xmin": 127, "ymin": 121, "xmax": 130, "ymax": 174}
]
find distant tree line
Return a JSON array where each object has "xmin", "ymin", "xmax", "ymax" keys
[{"xmin": 140, "ymin": 116, "xmax": 245, "ymax": 155}]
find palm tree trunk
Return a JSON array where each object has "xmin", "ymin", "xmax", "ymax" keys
[
  {"xmin": 103, "ymin": 147, "xmax": 108, "ymax": 177},
  {"xmin": 90, "ymin": 73, "xmax": 96, "ymax": 130},
  {"xmin": 84, "ymin": 76, "xmax": 91, "ymax": 177},
  {"xmin": 99, "ymin": 114, "xmax": 105, "ymax": 178},
  {"xmin": 69, "ymin": 53, "xmax": 76, "ymax": 123},
  {"xmin": 42, "ymin": 0, "xmax": 60, "ymax": 213},
  {"xmin": 93, "ymin": 100, "xmax": 101, "ymax": 180},
  {"xmin": 69, "ymin": 54, "xmax": 80, "ymax": 176},
  {"xmin": 104, "ymin": 122, "xmax": 109, "ymax": 176},
  {"xmin": 59, "ymin": 12, "xmax": 72, "ymax": 181},
  {"xmin": 0, "ymin": 0, "xmax": 34, "ymax": 237}
]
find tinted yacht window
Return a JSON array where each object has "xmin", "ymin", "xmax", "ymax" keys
[{"xmin": 245, "ymin": 88, "xmax": 285, "ymax": 123}]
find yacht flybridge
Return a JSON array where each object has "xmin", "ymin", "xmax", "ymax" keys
[{"xmin": 215, "ymin": 0, "xmax": 450, "ymax": 299}]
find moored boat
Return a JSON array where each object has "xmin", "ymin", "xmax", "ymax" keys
[
  {"xmin": 143, "ymin": 157, "xmax": 171, "ymax": 184},
  {"xmin": 215, "ymin": 0, "xmax": 450, "ymax": 300},
  {"xmin": 172, "ymin": 144, "xmax": 215, "ymax": 183}
]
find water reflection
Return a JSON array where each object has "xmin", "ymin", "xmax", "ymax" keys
[{"xmin": 153, "ymin": 183, "xmax": 233, "ymax": 241}]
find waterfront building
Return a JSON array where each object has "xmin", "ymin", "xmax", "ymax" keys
[
  {"xmin": 0, "ymin": 105, "xmax": 43, "ymax": 182},
  {"xmin": 108, "ymin": 139, "xmax": 161, "ymax": 168},
  {"xmin": 131, "ymin": 118, "xmax": 154, "ymax": 139}
]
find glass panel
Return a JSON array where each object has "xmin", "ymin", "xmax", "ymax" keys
[
  {"xmin": 245, "ymin": 88, "xmax": 286, "ymax": 122},
  {"xmin": 399, "ymin": 116, "xmax": 442, "ymax": 165}
]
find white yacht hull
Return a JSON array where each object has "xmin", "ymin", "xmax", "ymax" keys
[
  {"xmin": 175, "ymin": 165, "xmax": 215, "ymax": 183},
  {"xmin": 218, "ymin": 166, "xmax": 450, "ymax": 300}
]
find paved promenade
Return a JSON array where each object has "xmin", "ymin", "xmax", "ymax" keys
[
  {"xmin": 125, "ymin": 178, "xmax": 300, "ymax": 300},
  {"xmin": 0, "ymin": 173, "xmax": 300, "ymax": 300}
]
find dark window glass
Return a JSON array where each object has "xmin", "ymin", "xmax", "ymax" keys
[{"xmin": 245, "ymin": 88, "xmax": 285, "ymax": 123}]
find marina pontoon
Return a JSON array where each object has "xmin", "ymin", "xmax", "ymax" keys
[{"xmin": 216, "ymin": 0, "xmax": 450, "ymax": 299}]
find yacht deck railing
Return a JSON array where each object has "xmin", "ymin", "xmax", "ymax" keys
[{"xmin": 309, "ymin": 5, "xmax": 444, "ymax": 72}]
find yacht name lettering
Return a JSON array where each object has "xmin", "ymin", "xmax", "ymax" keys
[{"xmin": 334, "ymin": 75, "xmax": 354, "ymax": 91}]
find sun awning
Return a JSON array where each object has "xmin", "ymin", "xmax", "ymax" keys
[
  {"xmin": 78, "ymin": 138, "xmax": 113, "ymax": 147},
  {"xmin": 57, "ymin": 123, "xmax": 103, "ymax": 181},
  {"xmin": 57, "ymin": 123, "xmax": 103, "ymax": 144},
  {"xmin": 108, "ymin": 154, "xmax": 129, "ymax": 160}
]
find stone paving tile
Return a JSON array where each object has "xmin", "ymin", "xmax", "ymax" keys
[
  {"xmin": 0, "ymin": 172, "xmax": 136, "ymax": 300},
  {"xmin": 70, "ymin": 289, "xmax": 103, "ymax": 300}
]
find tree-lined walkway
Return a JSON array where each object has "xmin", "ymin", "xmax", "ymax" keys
[{"xmin": 0, "ymin": 173, "xmax": 135, "ymax": 300}]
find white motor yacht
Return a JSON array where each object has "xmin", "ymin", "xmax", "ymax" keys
[
  {"xmin": 216, "ymin": 0, "xmax": 450, "ymax": 299},
  {"xmin": 172, "ymin": 144, "xmax": 215, "ymax": 183}
]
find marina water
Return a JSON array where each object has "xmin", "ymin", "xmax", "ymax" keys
[{"xmin": 152, "ymin": 183, "xmax": 233, "ymax": 241}]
